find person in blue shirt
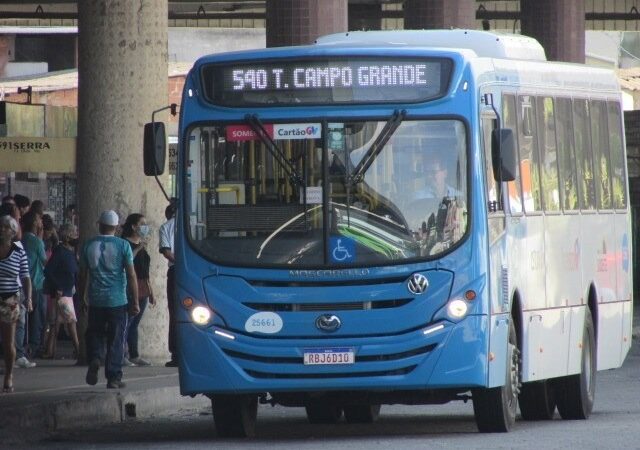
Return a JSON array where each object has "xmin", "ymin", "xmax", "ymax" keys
[
  {"xmin": 79, "ymin": 210, "xmax": 139, "ymax": 389},
  {"xmin": 43, "ymin": 223, "xmax": 80, "ymax": 360},
  {"xmin": 21, "ymin": 210, "xmax": 47, "ymax": 357}
]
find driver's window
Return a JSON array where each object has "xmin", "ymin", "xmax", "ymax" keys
[{"xmin": 482, "ymin": 117, "xmax": 503, "ymax": 213}]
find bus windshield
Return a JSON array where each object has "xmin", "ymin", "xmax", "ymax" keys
[{"xmin": 186, "ymin": 119, "xmax": 468, "ymax": 267}]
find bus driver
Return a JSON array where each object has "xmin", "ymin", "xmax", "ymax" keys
[{"xmin": 408, "ymin": 153, "xmax": 466, "ymax": 256}]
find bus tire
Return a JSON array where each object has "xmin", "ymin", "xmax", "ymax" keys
[
  {"xmin": 555, "ymin": 309, "xmax": 596, "ymax": 420},
  {"xmin": 343, "ymin": 404, "xmax": 381, "ymax": 423},
  {"xmin": 211, "ymin": 394, "xmax": 258, "ymax": 438},
  {"xmin": 305, "ymin": 403, "xmax": 343, "ymax": 424},
  {"xmin": 472, "ymin": 321, "xmax": 519, "ymax": 432},
  {"xmin": 519, "ymin": 380, "xmax": 556, "ymax": 420}
]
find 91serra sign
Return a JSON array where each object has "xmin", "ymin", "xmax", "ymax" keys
[{"xmin": 0, "ymin": 137, "xmax": 76, "ymax": 173}]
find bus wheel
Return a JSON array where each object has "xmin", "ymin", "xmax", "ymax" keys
[
  {"xmin": 211, "ymin": 394, "xmax": 258, "ymax": 438},
  {"xmin": 555, "ymin": 309, "xmax": 596, "ymax": 420},
  {"xmin": 305, "ymin": 402, "xmax": 343, "ymax": 424},
  {"xmin": 519, "ymin": 380, "xmax": 556, "ymax": 420},
  {"xmin": 344, "ymin": 404, "xmax": 381, "ymax": 423},
  {"xmin": 472, "ymin": 321, "xmax": 520, "ymax": 432}
]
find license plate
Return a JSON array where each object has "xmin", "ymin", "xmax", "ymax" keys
[{"xmin": 303, "ymin": 347, "xmax": 355, "ymax": 365}]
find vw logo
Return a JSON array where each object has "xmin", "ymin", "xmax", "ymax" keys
[
  {"xmin": 315, "ymin": 314, "xmax": 341, "ymax": 332},
  {"xmin": 408, "ymin": 273, "xmax": 429, "ymax": 295}
]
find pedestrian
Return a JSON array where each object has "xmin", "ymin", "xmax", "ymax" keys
[
  {"xmin": 0, "ymin": 203, "xmax": 34, "ymax": 368},
  {"xmin": 30, "ymin": 200, "xmax": 45, "ymax": 217},
  {"xmin": 63, "ymin": 204, "xmax": 78, "ymax": 228},
  {"xmin": 13, "ymin": 194, "xmax": 30, "ymax": 217},
  {"xmin": 21, "ymin": 210, "xmax": 47, "ymax": 358},
  {"xmin": 41, "ymin": 214, "xmax": 59, "ymax": 258},
  {"xmin": 159, "ymin": 201, "xmax": 177, "ymax": 367},
  {"xmin": 42, "ymin": 223, "xmax": 80, "ymax": 360},
  {"xmin": 121, "ymin": 213, "xmax": 154, "ymax": 366},
  {"xmin": 79, "ymin": 210, "xmax": 139, "ymax": 389},
  {"xmin": 1, "ymin": 195, "xmax": 14, "ymax": 206},
  {"xmin": 0, "ymin": 202, "xmax": 22, "ymax": 240},
  {"xmin": 0, "ymin": 215, "xmax": 33, "ymax": 392}
]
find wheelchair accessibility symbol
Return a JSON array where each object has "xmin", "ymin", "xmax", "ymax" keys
[{"xmin": 330, "ymin": 237, "xmax": 355, "ymax": 263}]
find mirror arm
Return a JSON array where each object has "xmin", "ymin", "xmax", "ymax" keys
[{"xmin": 150, "ymin": 103, "xmax": 178, "ymax": 202}]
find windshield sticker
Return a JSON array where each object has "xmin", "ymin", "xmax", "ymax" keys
[
  {"xmin": 245, "ymin": 312, "xmax": 283, "ymax": 334},
  {"xmin": 273, "ymin": 123, "xmax": 322, "ymax": 140},
  {"xmin": 328, "ymin": 126, "xmax": 345, "ymax": 151},
  {"xmin": 300, "ymin": 186, "xmax": 322, "ymax": 204},
  {"xmin": 330, "ymin": 237, "xmax": 356, "ymax": 263},
  {"xmin": 226, "ymin": 123, "xmax": 321, "ymax": 141},
  {"xmin": 226, "ymin": 124, "xmax": 273, "ymax": 142}
]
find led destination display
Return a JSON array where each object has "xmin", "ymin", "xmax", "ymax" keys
[{"xmin": 201, "ymin": 57, "xmax": 452, "ymax": 106}]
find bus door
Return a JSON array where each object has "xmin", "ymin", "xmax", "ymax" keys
[{"xmin": 481, "ymin": 109, "xmax": 510, "ymax": 388}]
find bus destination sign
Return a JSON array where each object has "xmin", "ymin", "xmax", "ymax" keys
[{"xmin": 201, "ymin": 57, "xmax": 452, "ymax": 106}]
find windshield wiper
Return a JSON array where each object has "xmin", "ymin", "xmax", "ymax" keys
[
  {"xmin": 348, "ymin": 109, "xmax": 406, "ymax": 186},
  {"xmin": 245, "ymin": 114, "xmax": 304, "ymax": 186}
]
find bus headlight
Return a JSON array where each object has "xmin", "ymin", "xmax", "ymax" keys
[
  {"xmin": 447, "ymin": 299, "xmax": 469, "ymax": 319},
  {"xmin": 191, "ymin": 306, "xmax": 212, "ymax": 325}
]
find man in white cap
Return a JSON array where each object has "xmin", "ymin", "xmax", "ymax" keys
[{"xmin": 79, "ymin": 210, "xmax": 140, "ymax": 389}]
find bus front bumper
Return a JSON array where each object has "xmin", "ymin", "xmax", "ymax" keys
[{"xmin": 176, "ymin": 314, "xmax": 490, "ymax": 396}]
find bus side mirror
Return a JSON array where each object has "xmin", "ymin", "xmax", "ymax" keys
[
  {"xmin": 143, "ymin": 122, "xmax": 166, "ymax": 176},
  {"xmin": 491, "ymin": 129, "xmax": 516, "ymax": 182}
]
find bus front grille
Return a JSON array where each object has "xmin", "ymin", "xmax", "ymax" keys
[
  {"xmin": 243, "ymin": 298, "xmax": 412, "ymax": 312},
  {"xmin": 222, "ymin": 344, "xmax": 436, "ymax": 364}
]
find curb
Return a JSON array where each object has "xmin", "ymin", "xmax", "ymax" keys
[{"xmin": 4, "ymin": 386, "xmax": 209, "ymax": 433}]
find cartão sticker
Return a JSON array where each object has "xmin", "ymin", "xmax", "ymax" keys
[{"xmin": 245, "ymin": 312, "xmax": 283, "ymax": 334}]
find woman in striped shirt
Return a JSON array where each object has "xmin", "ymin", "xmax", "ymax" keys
[{"xmin": 0, "ymin": 214, "xmax": 32, "ymax": 393}]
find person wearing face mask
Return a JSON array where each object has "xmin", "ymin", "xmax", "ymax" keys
[{"xmin": 121, "ymin": 213, "xmax": 154, "ymax": 366}]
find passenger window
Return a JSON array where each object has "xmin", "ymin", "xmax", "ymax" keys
[
  {"xmin": 503, "ymin": 94, "xmax": 523, "ymax": 214},
  {"xmin": 591, "ymin": 100, "xmax": 612, "ymax": 210},
  {"xmin": 536, "ymin": 97, "xmax": 560, "ymax": 211},
  {"xmin": 555, "ymin": 98, "xmax": 578, "ymax": 211},
  {"xmin": 518, "ymin": 95, "xmax": 543, "ymax": 212},
  {"xmin": 607, "ymin": 102, "xmax": 628, "ymax": 209},
  {"xmin": 573, "ymin": 99, "xmax": 596, "ymax": 210}
]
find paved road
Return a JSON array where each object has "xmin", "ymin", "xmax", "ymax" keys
[{"xmin": 16, "ymin": 341, "xmax": 639, "ymax": 449}]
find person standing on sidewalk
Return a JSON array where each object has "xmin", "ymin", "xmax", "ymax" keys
[
  {"xmin": 121, "ymin": 213, "xmax": 154, "ymax": 367},
  {"xmin": 0, "ymin": 215, "xmax": 32, "ymax": 392},
  {"xmin": 159, "ymin": 201, "xmax": 177, "ymax": 367},
  {"xmin": 21, "ymin": 210, "xmax": 47, "ymax": 358},
  {"xmin": 79, "ymin": 210, "xmax": 139, "ymax": 389},
  {"xmin": 42, "ymin": 223, "xmax": 80, "ymax": 360},
  {"xmin": 0, "ymin": 203, "xmax": 35, "ymax": 369}
]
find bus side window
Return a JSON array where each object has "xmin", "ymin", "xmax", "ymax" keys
[
  {"xmin": 518, "ymin": 95, "xmax": 543, "ymax": 213},
  {"xmin": 502, "ymin": 94, "xmax": 523, "ymax": 214},
  {"xmin": 591, "ymin": 100, "xmax": 613, "ymax": 210},
  {"xmin": 536, "ymin": 97, "xmax": 560, "ymax": 212},
  {"xmin": 555, "ymin": 98, "xmax": 579, "ymax": 211},
  {"xmin": 573, "ymin": 99, "xmax": 596, "ymax": 210},
  {"xmin": 607, "ymin": 102, "xmax": 628, "ymax": 209}
]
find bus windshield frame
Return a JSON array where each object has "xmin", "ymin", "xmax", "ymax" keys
[{"xmin": 184, "ymin": 117, "xmax": 469, "ymax": 269}]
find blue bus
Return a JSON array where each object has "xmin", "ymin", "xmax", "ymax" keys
[{"xmin": 144, "ymin": 30, "xmax": 633, "ymax": 436}]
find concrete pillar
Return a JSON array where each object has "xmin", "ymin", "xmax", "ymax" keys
[
  {"xmin": 349, "ymin": 4, "xmax": 382, "ymax": 31},
  {"xmin": 266, "ymin": 0, "xmax": 348, "ymax": 48},
  {"xmin": 404, "ymin": 0, "xmax": 475, "ymax": 30},
  {"xmin": 77, "ymin": 1, "xmax": 170, "ymax": 361},
  {"xmin": 521, "ymin": 0, "xmax": 585, "ymax": 63}
]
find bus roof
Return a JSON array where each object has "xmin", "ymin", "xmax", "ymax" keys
[{"xmin": 315, "ymin": 30, "xmax": 547, "ymax": 62}]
